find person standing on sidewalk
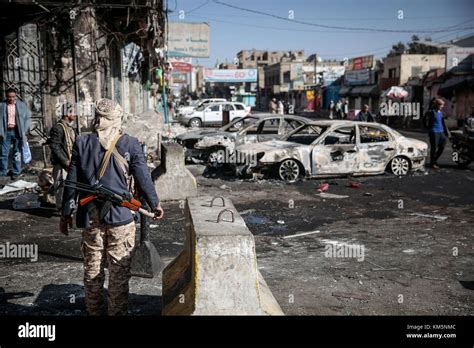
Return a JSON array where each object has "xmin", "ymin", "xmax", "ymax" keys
[
  {"xmin": 425, "ymin": 98, "xmax": 450, "ymax": 169},
  {"xmin": 60, "ymin": 98, "xmax": 163, "ymax": 315},
  {"xmin": 49, "ymin": 102, "xmax": 77, "ymax": 210},
  {"xmin": 356, "ymin": 104, "xmax": 374, "ymax": 122},
  {"xmin": 0, "ymin": 88, "xmax": 31, "ymax": 179}
]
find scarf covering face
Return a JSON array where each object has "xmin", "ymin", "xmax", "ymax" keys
[{"xmin": 93, "ymin": 98, "xmax": 124, "ymax": 150}]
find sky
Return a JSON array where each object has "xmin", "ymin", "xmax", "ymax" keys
[{"xmin": 166, "ymin": 0, "xmax": 474, "ymax": 67}]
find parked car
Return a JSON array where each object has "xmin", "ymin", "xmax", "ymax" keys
[
  {"xmin": 178, "ymin": 101, "xmax": 251, "ymax": 128},
  {"xmin": 234, "ymin": 120, "xmax": 428, "ymax": 182},
  {"xmin": 176, "ymin": 114, "xmax": 310, "ymax": 162},
  {"xmin": 177, "ymin": 98, "xmax": 227, "ymax": 119}
]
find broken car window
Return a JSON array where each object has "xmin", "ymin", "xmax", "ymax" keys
[
  {"xmin": 360, "ymin": 126, "xmax": 390, "ymax": 143},
  {"xmin": 259, "ymin": 119, "xmax": 280, "ymax": 134},
  {"xmin": 324, "ymin": 126, "xmax": 356, "ymax": 145},
  {"xmin": 287, "ymin": 125, "xmax": 325, "ymax": 145}
]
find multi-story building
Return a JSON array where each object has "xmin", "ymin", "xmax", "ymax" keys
[{"xmin": 379, "ymin": 54, "xmax": 446, "ymax": 90}]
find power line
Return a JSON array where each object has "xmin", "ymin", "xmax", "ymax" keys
[
  {"xmin": 186, "ymin": 11, "xmax": 474, "ymax": 22},
  {"xmin": 212, "ymin": 0, "xmax": 474, "ymax": 34}
]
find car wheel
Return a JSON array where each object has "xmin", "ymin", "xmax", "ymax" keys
[
  {"xmin": 189, "ymin": 118, "xmax": 202, "ymax": 128},
  {"xmin": 278, "ymin": 159, "xmax": 301, "ymax": 182},
  {"xmin": 390, "ymin": 156, "xmax": 410, "ymax": 176}
]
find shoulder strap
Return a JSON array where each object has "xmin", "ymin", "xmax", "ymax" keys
[
  {"xmin": 58, "ymin": 122, "xmax": 73, "ymax": 156},
  {"xmin": 97, "ymin": 133, "xmax": 123, "ymax": 180}
]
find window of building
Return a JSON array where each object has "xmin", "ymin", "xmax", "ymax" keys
[{"xmin": 388, "ymin": 68, "xmax": 397, "ymax": 78}]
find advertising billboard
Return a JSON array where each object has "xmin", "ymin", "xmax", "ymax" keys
[
  {"xmin": 169, "ymin": 57, "xmax": 192, "ymax": 72},
  {"xmin": 345, "ymin": 68, "xmax": 372, "ymax": 85},
  {"xmin": 345, "ymin": 55, "xmax": 374, "ymax": 71},
  {"xmin": 203, "ymin": 69, "xmax": 258, "ymax": 82},
  {"xmin": 167, "ymin": 22, "xmax": 210, "ymax": 57}
]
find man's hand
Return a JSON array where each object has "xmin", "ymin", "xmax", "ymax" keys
[
  {"xmin": 59, "ymin": 216, "xmax": 72, "ymax": 236},
  {"xmin": 153, "ymin": 203, "xmax": 164, "ymax": 220}
]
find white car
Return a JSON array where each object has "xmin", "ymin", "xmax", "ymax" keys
[
  {"xmin": 177, "ymin": 98, "xmax": 227, "ymax": 117},
  {"xmin": 179, "ymin": 102, "xmax": 251, "ymax": 128}
]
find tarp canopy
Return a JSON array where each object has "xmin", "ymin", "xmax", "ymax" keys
[{"xmin": 382, "ymin": 86, "xmax": 409, "ymax": 99}]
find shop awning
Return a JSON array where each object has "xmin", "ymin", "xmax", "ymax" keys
[
  {"xmin": 339, "ymin": 86, "xmax": 352, "ymax": 96},
  {"xmin": 350, "ymin": 85, "xmax": 380, "ymax": 96},
  {"xmin": 439, "ymin": 75, "xmax": 474, "ymax": 98}
]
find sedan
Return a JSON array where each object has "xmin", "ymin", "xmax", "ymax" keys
[
  {"xmin": 178, "ymin": 102, "xmax": 251, "ymax": 128},
  {"xmin": 234, "ymin": 120, "xmax": 428, "ymax": 181},
  {"xmin": 176, "ymin": 114, "xmax": 311, "ymax": 163}
]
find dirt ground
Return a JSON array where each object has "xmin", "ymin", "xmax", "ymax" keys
[{"xmin": 0, "ymin": 130, "xmax": 473, "ymax": 316}]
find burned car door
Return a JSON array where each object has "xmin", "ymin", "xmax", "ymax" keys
[
  {"xmin": 311, "ymin": 125, "xmax": 359, "ymax": 175},
  {"xmin": 357, "ymin": 124, "xmax": 395, "ymax": 173},
  {"xmin": 257, "ymin": 118, "xmax": 281, "ymax": 142}
]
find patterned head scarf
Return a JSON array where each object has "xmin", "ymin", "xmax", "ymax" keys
[{"xmin": 93, "ymin": 98, "xmax": 123, "ymax": 150}]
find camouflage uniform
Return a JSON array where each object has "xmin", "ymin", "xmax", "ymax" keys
[{"xmin": 82, "ymin": 220, "xmax": 136, "ymax": 315}]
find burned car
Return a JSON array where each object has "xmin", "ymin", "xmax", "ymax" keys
[
  {"xmin": 234, "ymin": 120, "xmax": 428, "ymax": 181},
  {"xmin": 176, "ymin": 114, "xmax": 310, "ymax": 163}
]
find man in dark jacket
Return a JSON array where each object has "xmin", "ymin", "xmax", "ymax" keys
[
  {"xmin": 0, "ymin": 88, "xmax": 31, "ymax": 179},
  {"xmin": 356, "ymin": 104, "xmax": 374, "ymax": 122},
  {"xmin": 424, "ymin": 98, "xmax": 450, "ymax": 169},
  {"xmin": 49, "ymin": 102, "xmax": 77, "ymax": 210},
  {"xmin": 60, "ymin": 98, "xmax": 163, "ymax": 315}
]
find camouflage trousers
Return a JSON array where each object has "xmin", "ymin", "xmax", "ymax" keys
[{"xmin": 81, "ymin": 220, "xmax": 136, "ymax": 315}]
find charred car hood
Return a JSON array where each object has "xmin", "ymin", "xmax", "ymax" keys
[{"xmin": 237, "ymin": 140, "xmax": 306, "ymax": 153}]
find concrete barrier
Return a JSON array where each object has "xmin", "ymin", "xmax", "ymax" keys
[
  {"xmin": 152, "ymin": 142, "xmax": 197, "ymax": 201},
  {"xmin": 162, "ymin": 195, "xmax": 283, "ymax": 315}
]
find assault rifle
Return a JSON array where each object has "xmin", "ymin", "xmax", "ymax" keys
[{"xmin": 64, "ymin": 180, "xmax": 156, "ymax": 219}]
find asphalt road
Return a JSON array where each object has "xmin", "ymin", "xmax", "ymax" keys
[{"xmin": 0, "ymin": 128, "xmax": 472, "ymax": 315}]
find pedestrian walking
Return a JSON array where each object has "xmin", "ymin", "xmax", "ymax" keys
[
  {"xmin": 335, "ymin": 100, "xmax": 342, "ymax": 119},
  {"xmin": 424, "ymin": 98, "xmax": 450, "ymax": 169},
  {"xmin": 329, "ymin": 100, "xmax": 335, "ymax": 119}
]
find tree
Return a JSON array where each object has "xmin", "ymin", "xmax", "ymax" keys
[{"xmin": 387, "ymin": 42, "xmax": 406, "ymax": 57}]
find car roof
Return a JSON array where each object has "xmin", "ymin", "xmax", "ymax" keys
[
  {"xmin": 255, "ymin": 114, "xmax": 311, "ymax": 123},
  {"xmin": 305, "ymin": 120, "xmax": 388, "ymax": 127}
]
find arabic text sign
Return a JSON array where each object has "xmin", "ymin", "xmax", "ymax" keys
[
  {"xmin": 169, "ymin": 57, "xmax": 192, "ymax": 72},
  {"xmin": 204, "ymin": 69, "xmax": 257, "ymax": 82},
  {"xmin": 323, "ymin": 66, "xmax": 345, "ymax": 86},
  {"xmin": 167, "ymin": 22, "xmax": 210, "ymax": 58},
  {"xmin": 345, "ymin": 69, "xmax": 371, "ymax": 85}
]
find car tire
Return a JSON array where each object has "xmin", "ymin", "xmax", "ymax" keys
[
  {"xmin": 189, "ymin": 118, "xmax": 202, "ymax": 128},
  {"xmin": 277, "ymin": 159, "xmax": 301, "ymax": 182},
  {"xmin": 390, "ymin": 156, "xmax": 410, "ymax": 176}
]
